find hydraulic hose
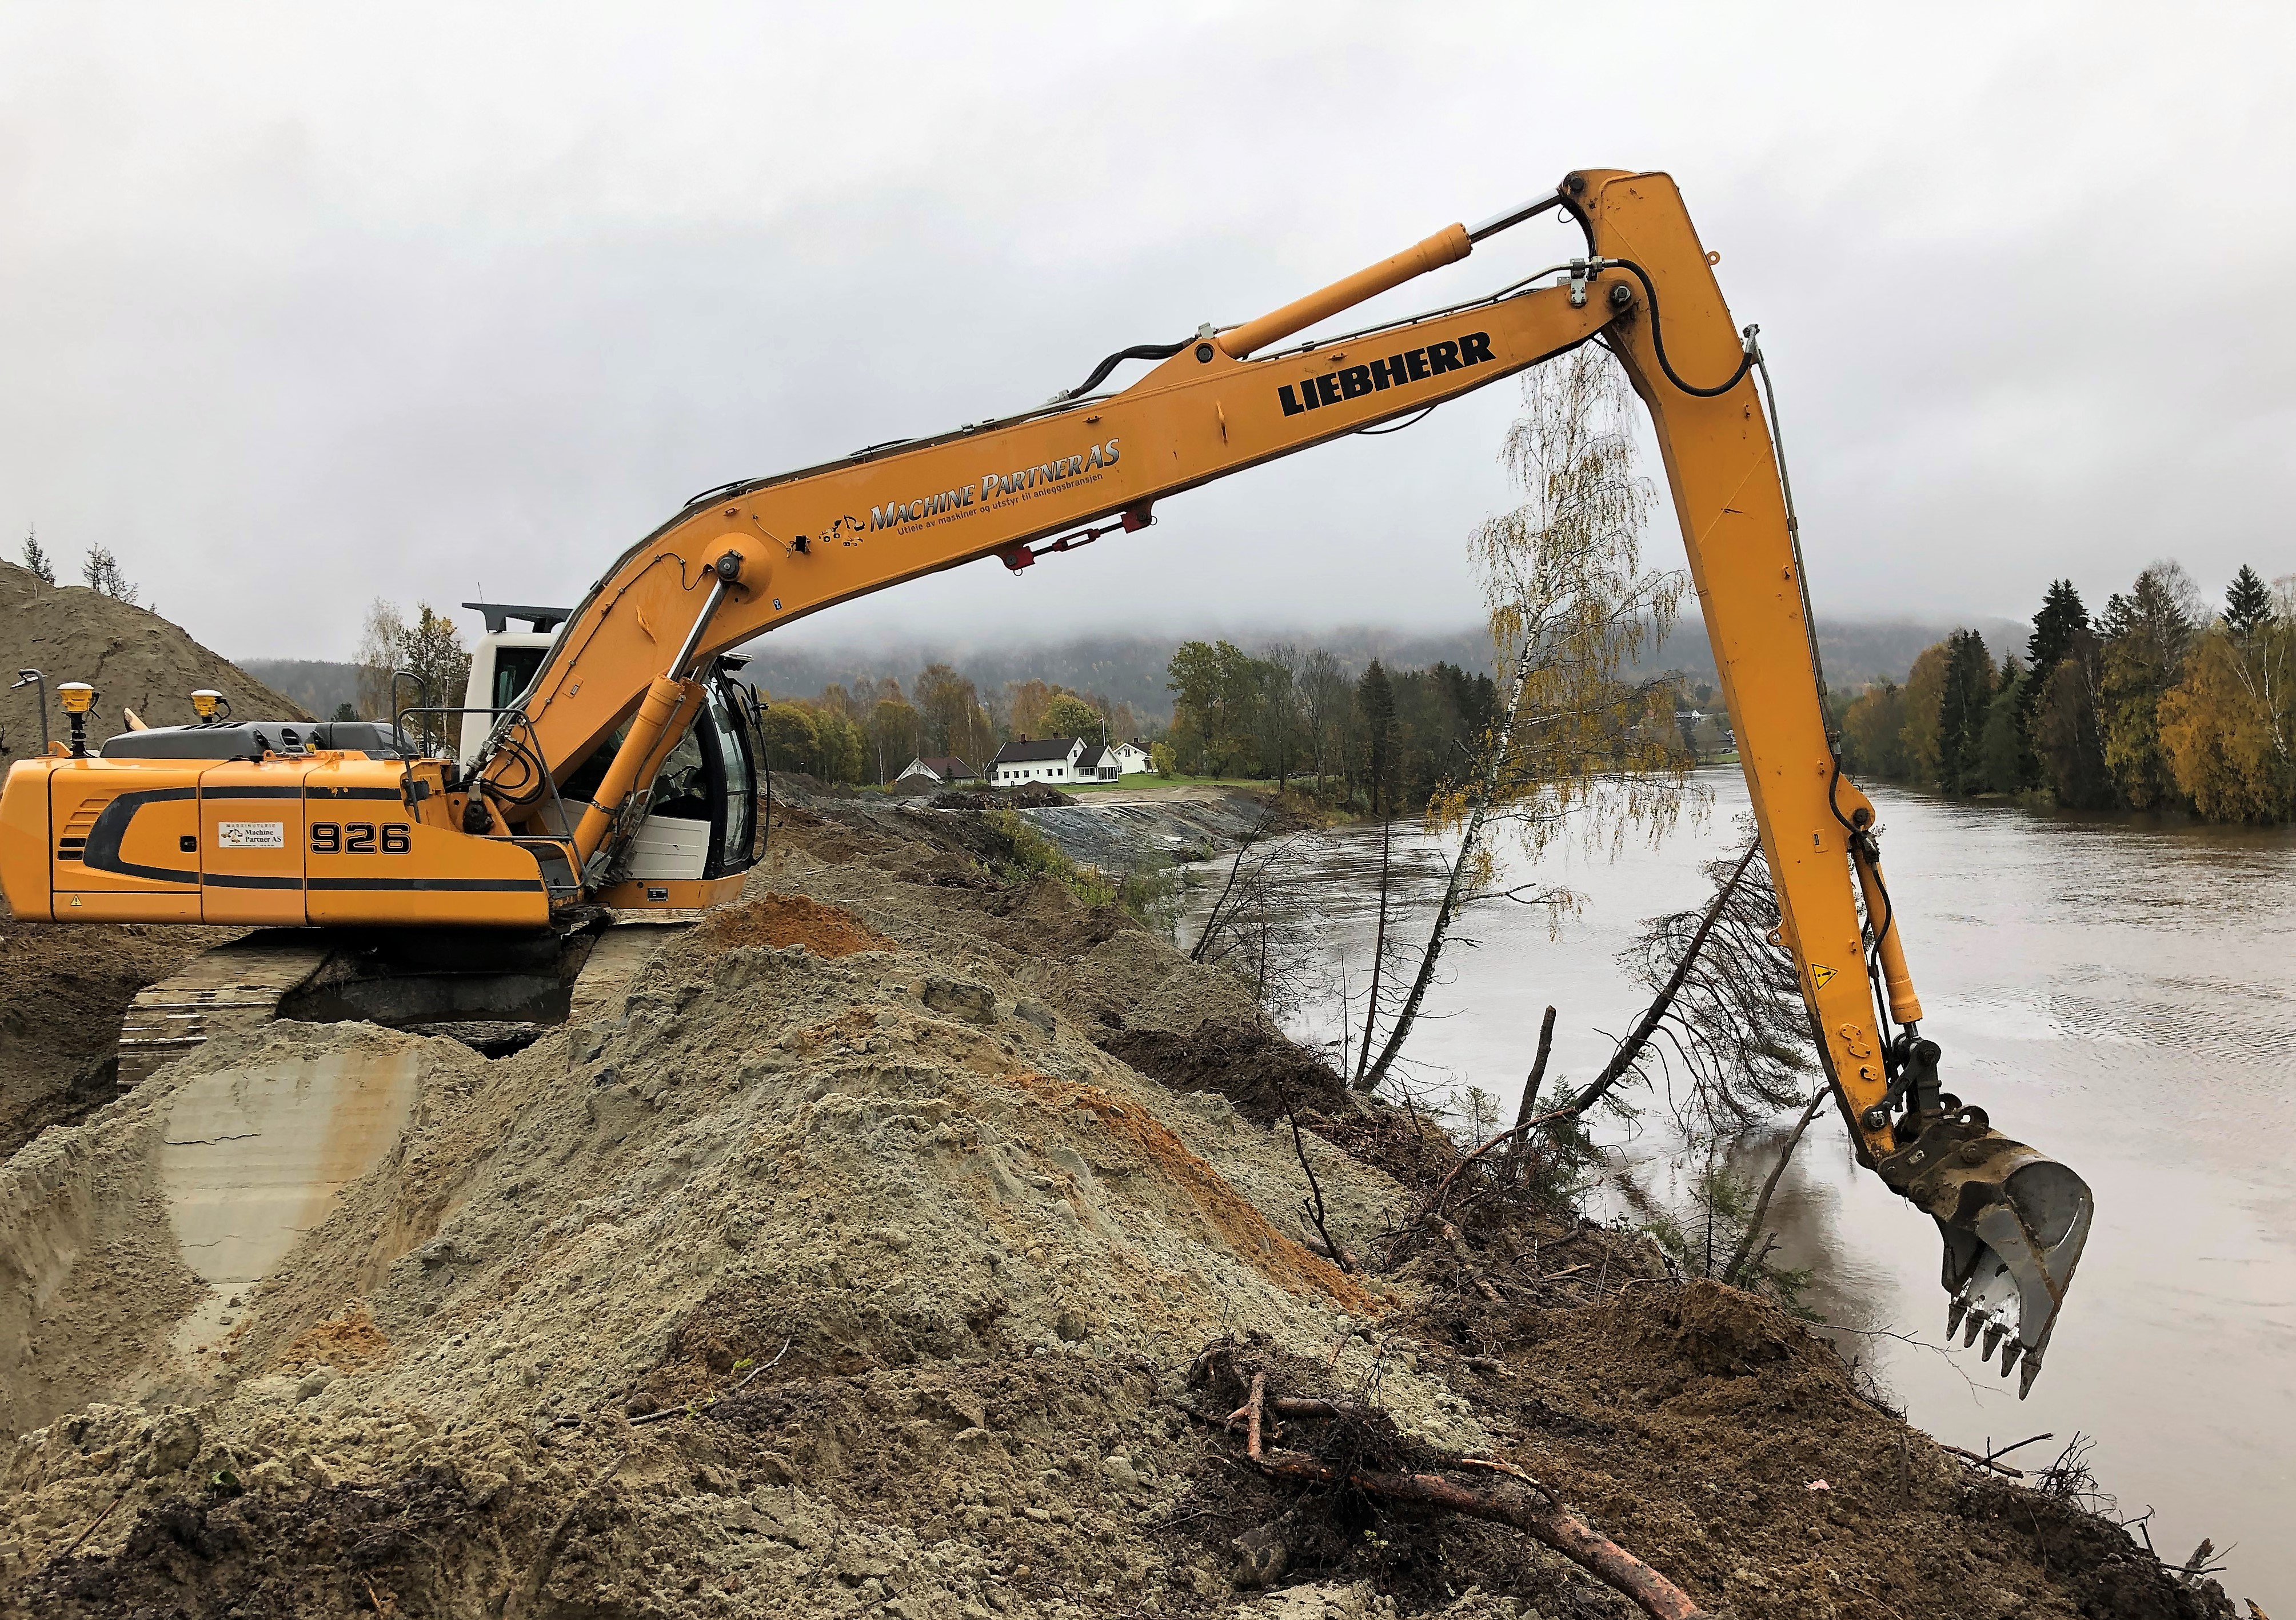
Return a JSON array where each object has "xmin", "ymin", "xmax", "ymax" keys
[
  {"xmin": 1604, "ymin": 258, "xmax": 1756, "ymax": 398},
  {"xmin": 1061, "ymin": 341, "xmax": 1189, "ymax": 401}
]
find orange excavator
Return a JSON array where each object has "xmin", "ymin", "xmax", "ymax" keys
[{"xmin": 0, "ymin": 169, "xmax": 2092, "ymax": 1393}]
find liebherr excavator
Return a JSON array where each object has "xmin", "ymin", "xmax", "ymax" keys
[{"xmin": 0, "ymin": 169, "xmax": 2092, "ymax": 1392}]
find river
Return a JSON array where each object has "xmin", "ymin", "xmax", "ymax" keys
[{"xmin": 1185, "ymin": 770, "xmax": 2296, "ymax": 1603}]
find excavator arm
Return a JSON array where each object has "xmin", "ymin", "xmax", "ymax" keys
[
  {"xmin": 1, "ymin": 167, "xmax": 2092, "ymax": 1387},
  {"xmin": 485, "ymin": 166, "xmax": 2084, "ymax": 1387}
]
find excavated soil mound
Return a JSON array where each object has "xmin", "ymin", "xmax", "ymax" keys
[
  {"xmin": 0, "ymin": 561, "xmax": 307, "ymax": 751},
  {"xmin": 693, "ymin": 894, "xmax": 896, "ymax": 958},
  {"xmin": 0, "ymin": 786, "xmax": 2245, "ymax": 1619},
  {"xmin": 932, "ymin": 785, "xmax": 1076, "ymax": 809},
  {"xmin": 1099, "ymin": 1021, "xmax": 1350, "ymax": 1126}
]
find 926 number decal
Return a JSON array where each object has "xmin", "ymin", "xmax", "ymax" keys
[{"xmin": 310, "ymin": 821, "xmax": 411, "ymax": 854}]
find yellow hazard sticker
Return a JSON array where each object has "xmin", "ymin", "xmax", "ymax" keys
[{"xmin": 1811, "ymin": 964, "xmax": 1836, "ymax": 988}]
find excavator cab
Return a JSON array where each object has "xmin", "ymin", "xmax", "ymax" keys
[{"xmin": 462, "ymin": 605, "xmax": 760, "ymax": 908}]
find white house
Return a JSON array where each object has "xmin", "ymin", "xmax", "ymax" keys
[
  {"xmin": 1109, "ymin": 739, "xmax": 1155, "ymax": 776},
  {"xmin": 1075, "ymin": 743, "xmax": 1119, "ymax": 783},
  {"xmin": 989, "ymin": 737, "xmax": 1084, "ymax": 785},
  {"xmin": 893, "ymin": 754, "xmax": 977, "ymax": 785}
]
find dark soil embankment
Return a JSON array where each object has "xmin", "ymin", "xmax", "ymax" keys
[
  {"xmin": 0, "ymin": 918, "xmax": 243, "ymax": 1161},
  {"xmin": 0, "ymin": 780, "xmax": 2240, "ymax": 1618}
]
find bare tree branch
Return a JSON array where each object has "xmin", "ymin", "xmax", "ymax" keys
[
  {"xmin": 1721, "ymin": 1089, "xmax": 1827, "ymax": 1286},
  {"xmin": 1500, "ymin": 1005, "xmax": 1558, "ymax": 1189}
]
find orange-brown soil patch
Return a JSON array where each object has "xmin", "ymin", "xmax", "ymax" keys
[
  {"xmin": 1003, "ymin": 1070, "xmax": 1385, "ymax": 1316},
  {"xmin": 694, "ymin": 894, "xmax": 894, "ymax": 958}
]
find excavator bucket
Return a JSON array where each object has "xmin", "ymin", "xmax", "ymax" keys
[{"xmin": 1886, "ymin": 1113, "xmax": 2093, "ymax": 1397}]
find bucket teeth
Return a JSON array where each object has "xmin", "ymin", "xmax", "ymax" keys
[
  {"xmin": 2018, "ymin": 1351, "xmax": 2044, "ymax": 1400},
  {"xmin": 1894, "ymin": 1114, "xmax": 2092, "ymax": 1403}
]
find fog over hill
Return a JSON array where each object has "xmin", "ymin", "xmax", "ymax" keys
[
  {"xmin": 721, "ymin": 614, "xmax": 2028, "ymax": 723},
  {"xmin": 245, "ymin": 614, "xmax": 2027, "ymax": 729}
]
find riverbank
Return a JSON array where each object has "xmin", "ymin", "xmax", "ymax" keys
[
  {"xmin": 0, "ymin": 777, "xmax": 2246, "ymax": 1617},
  {"xmin": 1227, "ymin": 770, "xmax": 2294, "ymax": 1613}
]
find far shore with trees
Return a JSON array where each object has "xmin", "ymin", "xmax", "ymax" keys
[{"xmin": 1836, "ymin": 562, "xmax": 2294, "ymax": 824}]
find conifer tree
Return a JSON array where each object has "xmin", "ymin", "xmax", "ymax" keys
[
  {"xmin": 2017, "ymin": 579, "xmax": 2090, "ymax": 788},
  {"xmin": 1354, "ymin": 659, "xmax": 1395, "ymax": 815},
  {"xmin": 2099, "ymin": 563, "xmax": 2199, "ymax": 809},
  {"xmin": 19, "ymin": 527, "xmax": 54, "ymax": 585},
  {"xmin": 2225, "ymin": 564, "xmax": 2273, "ymax": 640},
  {"xmin": 1936, "ymin": 630, "xmax": 1995, "ymax": 794}
]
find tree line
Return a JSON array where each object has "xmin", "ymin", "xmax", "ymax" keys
[
  {"xmin": 1163, "ymin": 639, "xmax": 1497, "ymax": 809},
  {"xmin": 754, "ymin": 665, "xmax": 1149, "ymax": 785},
  {"xmin": 754, "ymin": 638, "xmax": 1514, "ymax": 802},
  {"xmin": 1838, "ymin": 561, "xmax": 2295, "ymax": 821},
  {"xmin": 20, "ymin": 526, "xmax": 144, "ymax": 606}
]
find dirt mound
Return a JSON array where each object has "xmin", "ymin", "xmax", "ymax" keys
[
  {"xmin": 0, "ymin": 562, "xmax": 308, "ymax": 753},
  {"xmin": 933, "ymin": 784, "xmax": 1076, "ymax": 809},
  {"xmin": 0, "ymin": 785, "xmax": 2248, "ymax": 1618},
  {"xmin": 692, "ymin": 894, "xmax": 895, "ymax": 958},
  {"xmin": 1628, "ymin": 1277, "xmax": 1814, "ymax": 1377},
  {"xmin": 1099, "ymin": 1020, "xmax": 1351, "ymax": 1126}
]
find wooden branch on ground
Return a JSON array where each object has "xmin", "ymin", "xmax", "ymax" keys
[
  {"xmin": 1983, "ymin": 1433, "xmax": 2055, "ymax": 1466},
  {"xmin": 57, "ymin": 1488, "xmax": 129, "ymax": 1561},
  {"xmin": 1271, "ymin": 1395, "xmax": 1361, "ymax": 1419},
  {"xmin": 1942, "ymin": 1431, "xmax": 2056, "ymax": 1478},
  {"xmin": 1940, "ymin": 1443, "xmax": 2025, "ymax": 1478},
  {"xmin": 1441, "ymin": 1222, "xmax": 1503, "ymax": 1302},
  {"xmin": 1248, "ymin": 1445, "xmax": 1710, "ymax": 1620}
]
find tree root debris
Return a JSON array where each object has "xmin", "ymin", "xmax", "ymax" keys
[{"xmin": 1189, "ymin": 1341, "xmax": 1711, "ymax": 1619}]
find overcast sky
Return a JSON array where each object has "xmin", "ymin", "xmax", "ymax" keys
[{"xmin": 2, "ymin": 3, "xmax": 2289, "ymax": 665}]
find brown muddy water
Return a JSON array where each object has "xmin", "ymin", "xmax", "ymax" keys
[{"xmin": 1185, "ymin": 769, "xmax": 2296, "ymax": 1603}]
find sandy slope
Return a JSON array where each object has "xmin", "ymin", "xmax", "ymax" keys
[{"xmin": 0, "ymin": 793, "xmax": 2241, "ymax": 1619}]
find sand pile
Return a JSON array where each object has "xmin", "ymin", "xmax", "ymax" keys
[
  {"xmin": 0, "ymin": 560, "xmax": 307, "ymax": 754},
  {"xmin": 0, "ymin": 789, "xmax": 2242, "ymax": 1619}
]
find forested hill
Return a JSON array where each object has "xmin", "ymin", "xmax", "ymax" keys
[
  {"xmin": 239, "ymin": 614, "xmax": 2020, "ymax": 730},
  {"xmin": 734, "ymin": 616, "xmax": 2022, "ymax": 723}
]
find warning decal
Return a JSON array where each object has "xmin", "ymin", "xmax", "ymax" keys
[
  {"xmin": 217, "ymin": 821, "xmax": 286, "ymax": 850},
  {"xmin": 1811, "ymin": 964, "xmax": 1837, "ymax": 988}
]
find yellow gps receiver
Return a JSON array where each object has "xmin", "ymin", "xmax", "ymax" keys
[{"xmin": 57, "ymin": 682, "xmax": 97, "ymax": 758}]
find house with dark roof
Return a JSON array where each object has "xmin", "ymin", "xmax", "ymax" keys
[
  {"xmin": 988, "ymin": 735, "xmax": 1084, "ymax": 786},
  {"xmin": 1075, "ymin": 742, "xmax": 1119, "ymax": 783}
]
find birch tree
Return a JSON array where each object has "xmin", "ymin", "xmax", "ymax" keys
[{"xmin": 1355, "ymin": 346, "xmax": 1695, "ymax": 1094}]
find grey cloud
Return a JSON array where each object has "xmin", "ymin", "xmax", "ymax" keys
[{"xmin": 0, "ymin": 2, "xmax": 2287, "ymax": 665}]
